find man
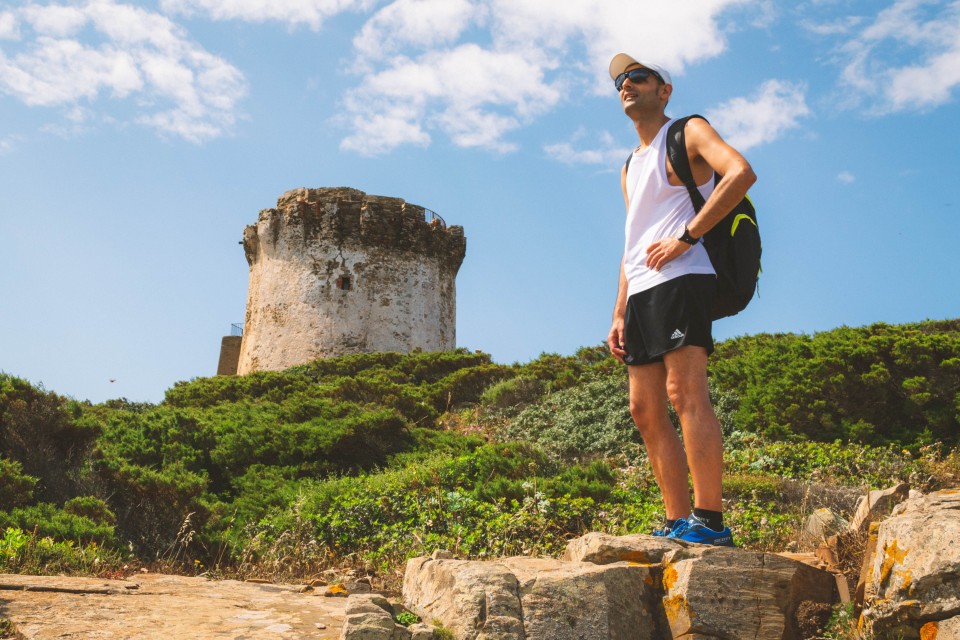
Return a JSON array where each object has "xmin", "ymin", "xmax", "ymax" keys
[{"xmin": 605, "ymin": 53, "xmax": 756, "ymax": 546}]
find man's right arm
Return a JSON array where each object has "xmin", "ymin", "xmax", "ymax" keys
[
  {"xmin": 608, "ymin": 164, "xmax": 630, "ymax": 362},
  {"xmin": 608, "ymin": 258, "xmax": 628, "ymax": 362}
]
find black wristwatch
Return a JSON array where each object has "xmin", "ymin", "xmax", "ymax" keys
[{"xmin": 676, "ymin": 225, "xmax": 700, "ymax": 245}]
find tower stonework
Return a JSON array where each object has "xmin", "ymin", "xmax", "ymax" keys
[{"xmin": 235, "ymin": 187, "xmax": 466, "ymax": 375}]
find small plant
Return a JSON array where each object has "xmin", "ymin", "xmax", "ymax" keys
[
  {"xmin": 431, "ymin": 619, "xmax": 456, "ymax": 640},
  {"xmin": 821, "ymin": 602, "xmax": 864, "ymax": 640},
  {"xmin": 394, "ymin": 611, "xmax": 419, "ymax": 626},
  {"xmin": 0, "ymin": 617, "xmax": 24, "ymax": 639},
  {"xmin": 0, "ymin": 527, "xmax": 125, "ymax": 575},
  {"xmin": 0, "ymin": 528, "xmax": 29, "ymax": 561}
]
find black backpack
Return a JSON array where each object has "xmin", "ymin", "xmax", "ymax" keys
[{"xmin": 625, "ymin": 114, "xmax": 761, "ymax": 320}]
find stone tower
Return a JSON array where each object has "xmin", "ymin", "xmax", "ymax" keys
[{"xmin": 233, "ymin": 187, "xmax": 466, "ymax": 375}]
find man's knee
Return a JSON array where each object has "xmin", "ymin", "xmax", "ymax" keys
[
  {"xmin": 629, "ymin": 398, "xmax": 654, "ymax": 428},
  {"xmin": 629, "ymin": 398, "xmax": 671, "ymax": 438},
  {"xmin": 665, "ymin": 377, "xmax": 711, "ymax": 419}
]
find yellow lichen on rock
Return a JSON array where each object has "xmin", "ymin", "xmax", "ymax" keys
[
  {"xmin": 662, "ymin": 593, "xmax": 693, "ymax": 624},
  {"xmin": 879, "ymin": 539, "xmax": 908, "ymax": 588},
  {"xmin": 662, "ymin": 563, "xmax": 678, "ymax": 591}
]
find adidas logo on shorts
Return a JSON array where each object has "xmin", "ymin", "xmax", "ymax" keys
[{"xmin": 670, "ymin": 329, "xmax": 685, "ymax": 340}]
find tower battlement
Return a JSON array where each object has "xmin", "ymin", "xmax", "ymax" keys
[
  {"xmin": 232, "ymin": 187, "xmax": 467, "ymax": 375},
  {"xmin": 243, "ymin": 187, "xmax": 466, "ymax": 271}
]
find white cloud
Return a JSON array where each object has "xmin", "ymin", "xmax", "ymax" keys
[
  {"xmin": 339, "ymin": 106, "xmax": 431, "ymax": 154},
  {"xmin": 837, "ymin": 170, "xmax": 856, "ymax": 183},
  {"xmin": 706, "ymin": 79, "xmax": 811, "ymax": 150},
  {"xmin": 799, "ymin": 15, "xmax": 864, "ymax": 36},
  {"xmin": 338, "ymin": 0, "xmax": 752, "ymax": 154},
  {"xmin": 339, "ymin": 42, "xmax": 561, "ymax": 154},
  {"xmin": 0, "ymin": 11, "xmax": 18, "ymax": 40},
  {"xmin": 0, "ymin": 0, "xmax": 246, "ymax": 142},
  {"xmin": 159, "ymin": 0, "xmax": 377, "ymax": 30},
  {"xmin": 837, "ymin": 0, "xmax": 960, "ymax": 113},
  {"xmin": 543, "ymin": 130, "xmax": 631, "ymax": 167},
  {"xmin": 352, "ymin": 0, "xmax": 479, "ymax": 66},
  {"xmin": 20, "ymin": 4, "xmax": 87, "ymax": 36},
  {"xmin": 0, "ymin": 134, "xmax": 19, "ymax": 153}
]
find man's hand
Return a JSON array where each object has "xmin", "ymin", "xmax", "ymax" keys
[
  {"xmin": 645, "ymin": 237, "xmax": 691, "ymax": 271},
  {"xmin": 608, "ymin": 317, "xmax": 627, "ymax": 362}
]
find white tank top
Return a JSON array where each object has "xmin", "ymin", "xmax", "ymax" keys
[{"xmin": 624, "ymin": 118, "xmax": 715, "ymax": 297}]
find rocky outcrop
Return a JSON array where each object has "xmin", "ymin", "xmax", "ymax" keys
[
  {"xmin": 341, "ymin": 593, "xmax": 408, "ymax": 639},
  {"xmin": 799, "ymin": 508, "xmax": 849, "ymax": 551},
  {"xmin": 392, "ymin": 535, "xmax": 837, "ymax": 640},
  {"xmin": 337, "ymin": 488, "xmax": 960, "ymax": 640},
  {"xmin": 402, "ymin": 554, "xmax": 662, "ymax": 640},
  {"xmin": 860, "ymin": 489, "xmax": 960, "ymax": 639},
  {"xmin": 563, "ymin": 533, "xmax": 837, "ymax": 639},
  {"xmin": 849, "ymin": 482, "xmax": 911, "ymax": 534}
]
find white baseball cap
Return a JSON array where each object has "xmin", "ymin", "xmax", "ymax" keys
[{"xmin": 608, "ymin": 53, "xmax": 672, "ymax": 86}]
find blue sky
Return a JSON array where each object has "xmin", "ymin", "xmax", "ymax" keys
[{"xmin": 1, "ymin": 0, "xmax": 958, "ymax": 404}]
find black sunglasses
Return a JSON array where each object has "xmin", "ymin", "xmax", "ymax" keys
[{"xmin": 614, "ymin": 68, "xmax": 663, "ymax": 92}]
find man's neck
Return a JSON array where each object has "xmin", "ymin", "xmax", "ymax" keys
[{"xmin": 633, "ymin": 113, "xmax": 670, "ymax": 148}]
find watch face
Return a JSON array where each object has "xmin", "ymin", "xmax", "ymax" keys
[{"xmin": 676, "ymin": 226, "xmax": 696, "ymax": 244}]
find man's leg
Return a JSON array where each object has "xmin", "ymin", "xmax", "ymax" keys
[
  {"xmin": 662, "ymin": 345, "xmax": 723, "ymax": 512},
  {"xmin": 627, "ymin": 362, "xmax": 692, "ymax": 520}
]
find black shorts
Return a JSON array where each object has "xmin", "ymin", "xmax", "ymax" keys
[{"xmin": 622, "ymin": 274, "xmax": 716, "ymax": 366}]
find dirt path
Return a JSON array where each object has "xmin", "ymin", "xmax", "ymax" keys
[{"xmin": 0, "ymin": 573, "xmax": 347, "ymax": 639}]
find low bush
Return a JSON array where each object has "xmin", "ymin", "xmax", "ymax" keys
[
  {"xmin": 0, "ymin": 503, "xmax": 116, "ymax": 546},
  {"xmin": 0, "ymin": 458, "xmax": 36, "ymax": 509}
]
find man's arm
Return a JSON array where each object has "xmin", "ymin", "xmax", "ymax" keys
[
  {"xmin": 644, "ymin": 118, "xmax": 756, "ymax": 271},
  {"xmin": 683, "ymin": 117, "xmax": 756, "ymax": 239},
  {"xmin": 608, "ymin": 164, "xmax": 630, "ymax": 361}
]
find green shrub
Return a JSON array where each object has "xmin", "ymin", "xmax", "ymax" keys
[
  {"xmin": 0, "ymin": 458, "xmax": 37, "ymax": 509},
  {"xmin": 710, "ymin": 320, "xmax": 960, "ymax": 445},
  {"xmin": 0, "ymin": 375, "xmax": 98, "ymax": 503},
  {"xmin": 63, "ymin": 497, "xmax": 116, "ymax": 526},
  {"xmin": 480, "ymin": 377, "xmax": 546, "ymax": 412},
  {"xmin": 0, "ymin": 526, "xmax": 125, "ymax": 575},
  {"xmin": 427, "ymin": 364, "xmax": 514, "ymax": 411},
  {"xmin": 499, "ymin": 372, "xmax": 740, "ymax": 466},
  {"xmin": 499, "ymin": 373, "xmax": 638, "ymax": 464},
  {"xmin": 0, "ymin": 503, "xmax": 115, "ymax": 546}
]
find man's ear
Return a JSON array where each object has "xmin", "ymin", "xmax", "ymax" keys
[{"xmin": 661, "ymin": 84, "xmax": 673, "ymax": 101}]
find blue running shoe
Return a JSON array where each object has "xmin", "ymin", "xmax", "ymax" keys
[
  {"xmin": 666, "ymin": 515, "xmax": 735, "ymax": 547},
  {"xmin": 651, "ymin": 520, "xmax": 684, "ymax": 537}
]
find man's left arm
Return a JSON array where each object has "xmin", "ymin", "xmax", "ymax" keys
[
  {"xmin": 683, "ymin": 118, "xmax": 756, "ymax": 240},
  {"xmin": 644, "ymin": 119, "xmax": 756, "ymax": 271}
]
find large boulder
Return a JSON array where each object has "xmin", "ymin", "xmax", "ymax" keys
[
  {"xmin": 562, "ymin": 531, "xmax": 682, "ymax": 565},
  {"xmin": 340, "ymin": 594, "xmax": 410, "ymax": 640},
  {"xmin": 661, "ymin": 545, "xmax": 836, "ymax": 640},
  {"xmin": 565, "ymin": 534, "xmax": 837, "ymax": 639},
  {"xmin": 403, "ymin": 555, "xmax": 661, "ymax": 640},
  {"xmin": 403, "ymin": 534, "xmax": 838, "ymax": 640},
  {"xmin": 849, "ymin": 483, "xmax": 910, "ymax": 534},
  {"xmin": 402, "ymin": 557, "xmax": 525, "ymax": 640},
  {"xmin": 861, "ymin": 489, "xmax": 960, "ymax": 639},
  {"xmin": 499, "ymin": 557, "xmax": 660, "ymax": 640},
  {"xmin": 798, "ymin": 508, "xmax": 849, "ymax": 551}
]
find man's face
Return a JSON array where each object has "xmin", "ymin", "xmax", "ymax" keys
[{"xmin": 618, "ymin": 64, "xmax": 668, "ymax": 114}]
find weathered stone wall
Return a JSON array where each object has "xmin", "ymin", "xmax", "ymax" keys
[
  {"xmin": 237, "ymin": 187, "xmax": 466, "ymax": 375},
  {"xmin": 216, "ymin": 336, "xmax": 242, "ymax": 376}
]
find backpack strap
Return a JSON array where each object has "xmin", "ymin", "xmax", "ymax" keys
[{"xmin": 666, "ymin": 114, "xmax": 709, "ymax": 212}]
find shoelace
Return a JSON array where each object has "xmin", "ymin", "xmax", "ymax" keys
[{"xmin": 665, "ymin": 518, "xmax": 690, "ymax": 538}]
